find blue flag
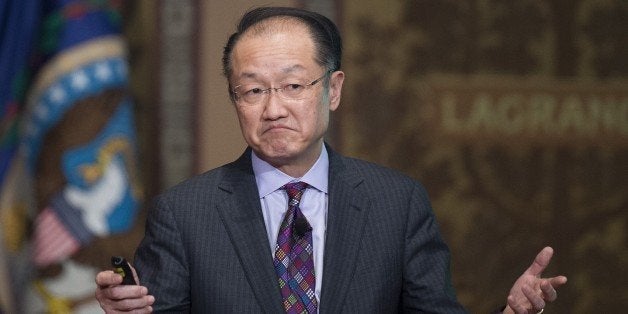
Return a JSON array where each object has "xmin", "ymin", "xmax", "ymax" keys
[{"xmin": 1, "ymin": 1, "xmax": 142, "ymax": 312}]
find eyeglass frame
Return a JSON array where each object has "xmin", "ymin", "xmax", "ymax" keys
[{"xmin": 231, "ymin": 70, "xmax": 333, "ymax": 105}]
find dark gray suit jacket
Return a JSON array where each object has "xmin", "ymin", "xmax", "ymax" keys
[{"xmin": 134, "ymin": 146, "xmax": 467, "ymax": 313}]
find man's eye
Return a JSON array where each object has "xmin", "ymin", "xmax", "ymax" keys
[
  {"xmin": 244, "ymin": 87, "xmax": 264, "ymax": 95},
  {"xmin": 284, "ymin": 84, "xmax": 305, "ymax": 92}
]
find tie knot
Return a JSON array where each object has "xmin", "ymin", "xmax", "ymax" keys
[{"xmin": 282, "ymin": 181, "xmax": 309, "ymax": 204}]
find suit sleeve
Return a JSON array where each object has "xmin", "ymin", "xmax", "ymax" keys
[
  {"xmin": 133, "ymin": 195, "xmax": 191, "ymax": 312},
  {"xmin": 401, "ymin": 182, "xmax": 468, "ymax": 313}
]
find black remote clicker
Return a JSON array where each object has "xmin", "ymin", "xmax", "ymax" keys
[{"xmin": 111, "ymin": 256, "xmax": 137, "ymax": 285}]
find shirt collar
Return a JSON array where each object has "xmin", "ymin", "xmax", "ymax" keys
[{"xmin": 252, "ymin": 145, "xmax": 329, "ymax": 198}]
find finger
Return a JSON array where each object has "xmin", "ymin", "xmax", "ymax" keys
[
  {"xmin": 97, "ymin": 284, "xmax": 150, "ymax": 307},
  {"xmin": 107, "ymin": 307, "xmax": 153, "ymax": 314},
  {"xmin": 525, "ymin": 246, "xmax": 553, "ymax": 277},
  {"xmin": 522, "ymin": 284, "xmax": 546, "ymax": 311},
  {"xmin": 128, "ymin": 262, "xmax": 141, "ymax": 285},
  {"xmin": 549, "ymin": 275, "xmax": 568, "ymax": 288},
  {"xmin": 96, "ymin": 270, "xmax": 123, "ymax": 287},
  {"xmin": 99, "ymin": 302, "xmax": 153, "ymax": 314},
  {"xmin": 507, "ymin": 295, "xmax": 528, "ymax": 314},
  {"xmin": 96, "ymin": 287, "xmax": 154, "ymax": 313},
  {"xmin": 112, "ymin": 285, "xmax": 150, "ymax": 300},
  {"xmin": 107, "ymin": 295, "xmax": 155, "ymax": 311},
  {"xmin": 540, "ymin": 280, "xmax": 557, "ymax": 301}
]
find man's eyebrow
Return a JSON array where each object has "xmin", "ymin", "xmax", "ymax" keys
[
  {"xmin": 238, "ymin": 72, "xmax": 258, "ymax": 79},
  {"xmin": 281, "ymin": 64, "xmax": 306, "ymax": 73},
  {"xmin": 235, "ymin": 65, "xmax": 308, "ymax": 80}
]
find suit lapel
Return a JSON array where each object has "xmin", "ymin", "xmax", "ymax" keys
[
  {"xmin": 319, "ymin": 148, "xmax": 370, "ymax": 313},
  {"xmin": 215, "ymin": 150, "xmax": 284, "ymax": 313}
]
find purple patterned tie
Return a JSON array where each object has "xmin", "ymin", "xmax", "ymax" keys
[{"xmin": 273, "ymin": 182, "xmax": 317, "ymax": 314}]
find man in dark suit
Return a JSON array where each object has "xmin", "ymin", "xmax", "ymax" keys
[{"xmin": 96, "ymin": 7, "xmax": 566, "ymax": 313}]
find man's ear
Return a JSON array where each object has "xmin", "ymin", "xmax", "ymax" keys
[{"xmin": 328, "ymin": 71, "xmax": 344, "ymax": 111}]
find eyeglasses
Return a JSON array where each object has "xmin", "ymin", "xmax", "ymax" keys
[{"xmin": 232, "ymin": 71, "xmax": 331, "ymax": 105}]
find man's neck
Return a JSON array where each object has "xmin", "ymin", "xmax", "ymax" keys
[
  {"xmin": 253, "ymin": 143, "xmax": 325, "ymax": 178},
  {"xmin": 274, "ymin": 161, "xmax": 316, "ymax": 178}
]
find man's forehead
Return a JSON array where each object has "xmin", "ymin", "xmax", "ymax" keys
[{"xmin": 230, "ymin": 20, "xmax": 317, "ymax": 80}]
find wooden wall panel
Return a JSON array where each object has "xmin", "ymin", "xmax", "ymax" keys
[{"xmin": 338, "ymin": 1, "xmax": 628, "ymax": 312}]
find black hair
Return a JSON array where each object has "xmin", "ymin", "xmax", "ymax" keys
[{"xmin": 222, "ymin": 6, "xmax": 342, "ymax": 81}]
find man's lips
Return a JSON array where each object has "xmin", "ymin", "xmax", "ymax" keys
[{"xmin": 263, "ymin": 124, "xmax": 292, "ymax": 133}]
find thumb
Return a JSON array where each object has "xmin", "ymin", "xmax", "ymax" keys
[
  {"xmin": 129, "ymin": 262, "xmax": 141, "ymax": 285},
  {"xmin": 525, "ymin": 246, "xmax": 553, "ymax": 277}
]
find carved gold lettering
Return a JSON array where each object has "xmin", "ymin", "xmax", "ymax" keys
[
  {"xmin": 441, "ymin": 92, "xmax": 463, "ymax": 133},
  {"xmin": 468, "ymin": 93, "xmax": 494, "ymax": 132},
  {"xmin": 528, "ymin": 94, "xmax": 556, "ymax": 134},
  {"xmin": 558, "ymin": 95, "xmax": 585, "ymax": 133},
  {"xmin": 496, "ymin": 94, "xmax": 526, "ymax": 134},
  {"xmin": 436, "ymin": 88, "xmax": 628, "ymax": 142}
]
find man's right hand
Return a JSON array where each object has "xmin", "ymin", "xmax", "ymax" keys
[{"xmin": 95, "ymin": 265, "xmax": 155, "ymax": 313}]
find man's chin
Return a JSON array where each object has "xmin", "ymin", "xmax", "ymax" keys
[
  {"xmin": 253, "ymin": 139, "xmax": 320, "ymax": 164},
  {"xmin": 258, "ymin": 149, "xmax": 293, "ymax": 163}
]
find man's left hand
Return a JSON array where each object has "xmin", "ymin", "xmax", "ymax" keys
[{"xmin": 503, "ymin": 246, "xmax": 568, "ymax": 314}]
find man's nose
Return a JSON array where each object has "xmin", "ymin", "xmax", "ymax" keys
[{"xmin": 261, "ymin": 89, "xmax": 288, "ymax": 119}]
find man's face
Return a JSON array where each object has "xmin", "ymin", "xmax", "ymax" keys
[{"xmin": 229, "ymin": 20, "xmax": 344, "ymax": 175}]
